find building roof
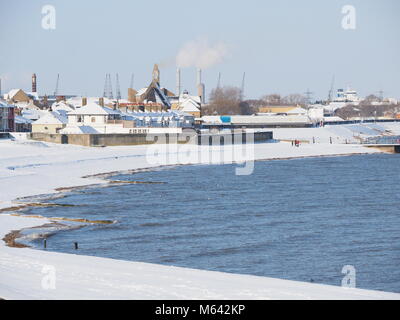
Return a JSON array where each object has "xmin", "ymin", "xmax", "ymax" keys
[
  {"xmin": 21, "ymin": 109, "xmax": 47, "ymax": 121},
  {"xmin": 33, "ymin": 111, "xmax": 67, "ymax": 125},
  {"xmin": 258, "ymin": 106, "xmax": 299, "ymax": 113},
  {"xmin": 0, "ymin": 100, "xmax": 14, "ymax": 108},
  {"xmin": 25, "ymin": 92, "xmax": 40, "ymax": 100},
  {"xmin": 202, "ymin": 115, "xmax": 311, "ymax": 125},
  {"xmin": 60, "ymin": 125, "xmax": 99, "ymax": 134},
  {"xmin": 66, "ymin": 97, "xmax": 114, "ymax": 108},
  {"xmin": 14, "ymin": 115, "xmax": 33, "ymax": 124},
  {"xmin": 68, "ymin": 102, "xmax": 121, "ymax": 116},
  {"xmin": 4, "ymin": 89, "xmax": 22, "ymax": 100},
  {"xmin": 286, "ymin": 107, "xmax": 307, "ymax": 115},
  {"xmin": 178, "ymin": 98, "xmax": 200, "ymax": 112},
  {"xmin": 52, "ymin": 101, "xmax": 74, "ymax": 111}
]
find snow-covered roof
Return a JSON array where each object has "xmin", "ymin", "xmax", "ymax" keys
[
  {"xmin": 178, "ymin": 99, "xmax": 200, "ymax": 112},
  {"xmin": 136, "ymin": 88, "xmax": 148, "ymax": 96},
  {"xmin": 52, "ymin": 101, "xmax": 74, "ymax": 111},
  {"xmin": 5, "ymin": 89, "xmax": 22, "ymax": 100},
  {"xmin": 25, "ymin": 92, "xmax": 40, "ymax": 100},
  {"xmin": 179, "ymin": 93, "xmax": 201, "ymax": 104},
  {"xmin": 0, "ymin": 100, "xmax": 14, "ymax": 108},
  {"xmin": 68, "ymin": 102, "xmax": 121, "ymax": 116},
  {"xmin": 21, "ymin": 109, "xmax": 47, "ymax": 121},
  {"xmin": 14, "ymin": 115, "xmax": 33, "ymax": 124},
  {"xmin": 286, "ymin": 107, "xmax": 307, "ymax": 115},
  {"xmin": 33, "ymin": 111, "xmax": 67, "ymax": 125},
  {"xmin": 59, "ymin": 125, "xmax": 99, "ymax": 134},
  {"xmin": 66, "ymin": 97, "xmax": 114, "ymax": 108},
  {"xmin": 324, "ymin": 116, "xmax": 345, "ymax": 122}
]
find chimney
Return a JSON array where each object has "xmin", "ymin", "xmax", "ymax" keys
[
  {"xmin": 99, "ymin": 97, "xmax": 104, "ymax": 107},
  {"xmin": 152, "ymin": 64, "xmax": 160, "ymax": 84},
  {"xmin": 196, "ymin": 68, "xmax": 205, "ymax": 104},
  {"xmin": 32, "ymin": 73, "xmax": 37, "ymax": 93},
  {"xmin": 176, "ymin": 68, "xmax": 181, "ymax": 97},
  {"xmin": 196, "ymin": 68, "xmax": 202, "ymax": 86},
  {"xmin": 197, "ymin": 83, "xmax": 205, "ymax": 104},
  {"xmin": 82, "ymin": 97, "xmax": 87, "ymax": 106}
]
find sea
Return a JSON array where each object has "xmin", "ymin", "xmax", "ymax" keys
[{"xmin": 20, "ymin": 153, "xmax": 400, "ymax": 293}]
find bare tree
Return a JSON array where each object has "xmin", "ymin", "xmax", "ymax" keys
[
  {"xmin": 261, "ymin": 94, "xmax": 282, "ymax": 105},
  {"xmin": 203, "ymin": 86, "xmax": 243, "ymax": 115},
  {"xmin": 360, "ymin": 94, "xmax": 380, "ymax": 105},
  {"xmin": 335, "ymin": 103, "xmax": 400, "ymax": 119},
  {"xmin": 282, "ymin": 94, "xmax": 307, "ymax": 106}
]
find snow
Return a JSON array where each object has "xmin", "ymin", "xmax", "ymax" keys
[
  {"xmin": 1, "ymin": 216, "xmax": 398, "ymax": 300},
  {"xmin": 271, "ymin": 122, "xmax": 400, "ymax": 144},
  {"xmin": 1, "ymin": 125, "xmax": 399, "ymax": 299},
  {"xmin": 0, "ymin": 100, "xmax": 14, "ymax": 109},
  {"xmin": 3, "ymin": 89, "xmax": 21, "ymax": 100},
  {"xmin": 67, "ymin": 102, "xmax": 120, "ymax": 116},
  {"xmin": 32, "ymin": 111, "xmax": 67, "ymax": 125},
  {"xmin": 14, "ymin": 115, "xmax": 32, "ymax": 124}
]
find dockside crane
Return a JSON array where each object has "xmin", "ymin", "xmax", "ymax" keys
[{"xmin": 304, "ymin": 88, "xmax": 314, "ymax": 105}]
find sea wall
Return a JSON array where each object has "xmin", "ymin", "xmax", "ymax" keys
[{"xmin": 30, "ymin": 131, "xmax": 273, "ymax": 147}]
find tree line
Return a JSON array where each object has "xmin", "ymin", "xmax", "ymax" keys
[{"xmin": 202, "ymin": 86, "xmax": 307, "ymax": 115}]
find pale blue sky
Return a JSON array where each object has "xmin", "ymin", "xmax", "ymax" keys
[{"xmin": 0, "ymin": 0, "xmax": 399, "ymax": 100}]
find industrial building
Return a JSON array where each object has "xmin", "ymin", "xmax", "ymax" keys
[
  {"xmin": 201, "ymin": 114, "xmax": 313, "ymax": 129},
  {"xmin": 119, "ymin": 65, "xmax": 202, "ymax": 117}
]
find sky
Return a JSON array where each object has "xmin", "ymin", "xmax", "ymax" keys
[{"xmin": 0, "ymin": 0, "xmax": 399, "ymax": 101}]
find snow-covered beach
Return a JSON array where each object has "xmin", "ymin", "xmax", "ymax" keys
[{"xmin": 1, "ymin": 125, "xmax": 400, "ymax": 300}]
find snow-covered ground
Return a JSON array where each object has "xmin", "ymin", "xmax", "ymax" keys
[
  {"xmin": 271, "ymin": 121, "xmax": 400, "ymax": 143},
  {"xmin": 1, "ymin": 125, "xmax": 399, "ymax": 299}
]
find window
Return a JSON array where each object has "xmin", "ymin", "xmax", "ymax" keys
[{"xmin": 91, "ymin": 117, "xmax": 96, "ymax": 123}]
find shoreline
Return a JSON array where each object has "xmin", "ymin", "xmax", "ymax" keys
[{"xmin": 2, "ymin": 140, "xmax": 399, "ymax": 299}]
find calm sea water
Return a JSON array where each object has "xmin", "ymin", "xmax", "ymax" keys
[{"xmin": 23, "ymin": 154, "xmax": 400, "ymax": 293}]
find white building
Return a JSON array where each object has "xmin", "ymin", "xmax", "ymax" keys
[
  {"xmin": 334, "ymin": 88, "xmax": 361, "ymax": 103},
  {"xmin": 31, "ymin": 111, "xmax": 67, "ymax": 134},
  {"xmin": 61, "ymin": 102, "xmax": 121, "ymax": 134},
  {"xmin": 170, "ymin": 91, "xmax": 201, "ymax": 117}
]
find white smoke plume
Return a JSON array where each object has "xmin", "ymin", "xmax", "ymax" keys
[{"xmin": 176, "ymin": 37, "xmax": 228, "ymax": 69}]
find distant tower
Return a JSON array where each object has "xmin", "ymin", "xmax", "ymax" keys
[
  {"xmin": 196, "ymin": 68, "xmax": 205, "ymax": 104},
  {"xmin": 32, "ymin": 73, "xmax": 37, "ymax": 93},
  {"xmin": 103, "ymin": 73, "xmax": 114, "ymax": 99},
  {"xmin": 102, "ymin": 73, "xmax": 113, "ymax": 99},
  {"xmin": 304, "ymin": 88, "xmax": 314, "ymax": 105},
  {"xmin": 377, "ymin": 89, "xmax": 384, "ymax": 101},
  {"xmin": 327, "ymin": 75, "xmax": 335, "ymax": 102},
  {"xmin": 176, "ymin": 68, "xmax": 181, "ymax": 96},
  {"xmin": 108, "ymin": 74, "xmax": 114, "ymax": 99},
  {"xmin": 128, "ymin": 73, "xmax": 136, "ymax": 103},
  {"xmin": 130, "ymin": 73, "xmax": 134, "ymax": 89},
  {"xmin": 217, "ymin": 72, "xmax": 221, "ymax": 89},
  {"xmin": 115, "ymin": 73, "xmax": 121, "ymax": 100},
  {"xmin": 240, "ymin": 72, "xmax": 246, "ymax": 101},
  {"xmin": 54, "ymin": 74, "xmax": 59, "ymax": 96},
  {"xmin": 152, "ymin": 64, "xmax": 160, "ymax": 85},
  {"xmin": 103, "ymin": 74, "xmax": 108, "ymax": 97}
]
